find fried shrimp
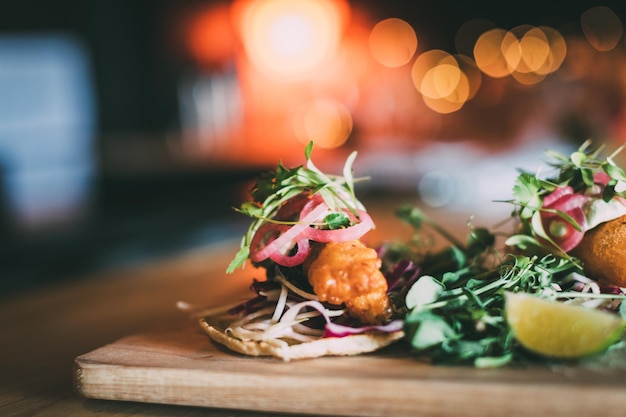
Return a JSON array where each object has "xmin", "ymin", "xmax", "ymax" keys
[{"xmin": 304, "ymin": 240, "xmax": 391, "ymax": 324}]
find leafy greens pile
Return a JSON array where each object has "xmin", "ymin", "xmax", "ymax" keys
[{"xmin": 382, "ymin": 140, "xmax": 626, "ymax": 367}]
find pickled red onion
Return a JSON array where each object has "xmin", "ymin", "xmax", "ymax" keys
[
  {"xmin": 250, "ymin": 202, "xmax": 329, "ymax": 263},
  {"xmin": 249, "ymin": 222, "xmax": 288, "ymax": 260},
  {"xmin": 275, "ymin": 193, "xmax": 311, "ymax": 219},
  {"xmin": 269, "ymin": 237, "xmax": 310, "ymax": 267},
  {"xmin": 299, "ymin": 193, "xmax": 325, "ymax": 218},
  {"xmin": 250, "ymin": 195, "xmax": 375, "ymax": 265},
  {"xmin": 304, "ymin": 210, "xmax": 374, "ymax": 242}
]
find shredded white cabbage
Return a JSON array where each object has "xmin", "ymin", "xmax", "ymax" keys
[
  {"xmin": 274, "ymin": 274, "xmax": 318, "ymax": 300},
  {"xmin": 216, "ymin": 283, "xmax": 346, "ymax": 345},
  {"xmin": 270, "ymin": 284, "xmax": 289, "ymax": 323}
]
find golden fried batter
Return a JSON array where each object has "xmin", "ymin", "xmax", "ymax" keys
[
  {"xmin": 304, "ymin": 240, "xmax": 391, "ymax": 324},
  {"xmin": 571, "ymin": 214, "xmax": 626, "ymax": 287}
]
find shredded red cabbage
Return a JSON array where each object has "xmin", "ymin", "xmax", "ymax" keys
[
  {"xmin": 385, "ymin": 259, "xmax": 421, "ymax": 291},
  {"xmin": 323, "ymin": 319, "xmax": 404, "ymax": 338}
]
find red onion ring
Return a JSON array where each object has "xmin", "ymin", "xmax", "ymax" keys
[
  {"xmin": 298, "ymin": 193, "xmax": 324, "ymax": 218},
  {"xmin": 250, "ymin": 194, "xmax": 375, "ymax": 266},
  {"xmin": 250, "ymin": 202, "xmax": 329, "ymax": 263},
  {"xmin": 304, "ymin": 210, "xmax": 374, "ymax": 242},
  {"xmin": 269, "ymin": 237, "xmax": 311, "ymax": 267},
  {"xmin": 249, "ymin": 222, "xmax": 288, "ymax": 262}
]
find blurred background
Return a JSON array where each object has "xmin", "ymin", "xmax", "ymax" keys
[{"xmin": 2, "ymin": 0, "xmax": 626, "ymax": 293}]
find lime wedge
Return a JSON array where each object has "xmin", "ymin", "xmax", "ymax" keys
[{"xmin": 505, "ymin": 291, "xmax": 626, "ymax": 359}]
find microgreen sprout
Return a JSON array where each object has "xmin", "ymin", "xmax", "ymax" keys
[
  {"xmin": 389, "ymin": 141, "xmax": 626, "ymax": 367},
  {"xmin": 227, "ymin": 142, "xmax": 369, "ymax": 273},
  {"xmin": 504, "ymin": 140, "xmax": 626, "ymax": 256}
]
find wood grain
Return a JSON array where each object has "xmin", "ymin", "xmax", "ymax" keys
[
  {"xmin": 4, "ymin": 198, "xmax": 623, "ymax": 417},
  {"xmin": 75, "ymin": 320, "xmax": 626, "ymax": 417}
]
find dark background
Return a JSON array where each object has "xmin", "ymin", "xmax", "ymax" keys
[
  {"xmin": 3, "ymin": 1, "xmax": 623, "ymax": 136},
  {"xmin": 1, "ymin": 1, "xmax": 622, "ymax": 136}
]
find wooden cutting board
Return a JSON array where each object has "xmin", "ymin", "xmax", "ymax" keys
[{"xmin": 74, "ymin": 320, "xmax": 626, "ymax": 417}]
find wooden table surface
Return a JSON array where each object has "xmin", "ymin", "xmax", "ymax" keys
[
  {"xmin": 0, "ymin": 202, "xmax": 514, "ymax": 417},
  {"xmin": 1, "ymin": 239, "xmax": 276, "ymax": 417}
]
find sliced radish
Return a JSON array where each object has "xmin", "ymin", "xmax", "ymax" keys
[
  {"xmin": 542, "ymin": 186, "xmax": 574, "ymax": 207},
  {"xmin": 540, "ymin": 187, "xmax": 588, "ymax": 252}
]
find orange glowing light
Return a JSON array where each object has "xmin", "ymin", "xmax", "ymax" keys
[
  {"xmin": 187, "ymin": 3, "xmax": 237, "ymax": 67},
  {"xmin": 497, "ymin": 25, "xmax": 564, "ymax": 84},
  {"xmin": 504, "ymin": 26, "xmax": 559, "ymax": 86},
  {"xmin": 511, "ymin": 69, "xmax": 546, "ymax": 86},
  {"xmin": 421, "ymin": 87, "xmax": 467, "ymax": 114},
  {"xmin": 518, "ymin": 27, "xmax": 550, "ymax": 73},
  {"xmin": 474, "ymin": 28, "xmax": 512, "ymax": 78},
  {"xmin": 411, "ymin": 50, "xmax": 471, "ymax": 114},
  {"xmin": 581, "ymin": 6, "xmax": 623, "ymax": 52},
  {"xmin": 501, "ymin": 29, "xmax": 522, "ymax": 73},
  {"xmin": 368, "ymin": 18, "xmax": 418, "ymax": 68},
  {"xmin": 294, "ymin": 100, "xmax": 353, "ymax": 149},
  {"xmin": 235, "ymin": 0, "xmax": 349, "ymax": 80},
  {"xmin": 420, "ymin": 64, "xmax": 462, "ymax": 99},
  {"xmin": 535, "ymin": 26, "xmax": 567, "ymax": 75},
  {"xmin": 411, "ymin": 49, "xmax": 457, "ymax": 93},
  {"xmin": 455, "ymin": 54, "xmax": 482, "ymax": 100}
]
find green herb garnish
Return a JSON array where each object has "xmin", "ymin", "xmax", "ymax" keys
[
  {"xmin": 393, "ymin": 205, "xmax": 623, "ymax": 367},
  {"xmin": 389, "ymin": 141, "xmax": 626, "ymax": 367},
  {"xmin": 226, "ymin": 142, "xmax": 368, "ymax": 273},
  {"xmin": 504, "ymin": 140, "xmax": 626, "ymax": 255}
]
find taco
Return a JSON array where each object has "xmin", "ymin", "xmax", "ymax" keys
[
  {"xmin": 195, "ymin": 142, "xmax": 405, "ymax": 360},
  {"xmin": 182, "ymin": 140, "xmax": 626, "ymax": 366}
]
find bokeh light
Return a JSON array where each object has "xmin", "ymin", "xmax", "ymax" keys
[
  {"xmin": 455, "ymin": 54, "xmax": 482, "ymax": 100},
  {"xmin": 411, "ymin": 50, "xmax": 470, "ymax": 113},
  {"xmin": 473, "ymin": 28, "xmax": 513, "ymax": 78},
  {"xmin": 505, "ymin": 25, "xmax": 547, "ymax": 85},
  {"xmin": 180, "ymin": 0, "xmax": 626, "ymax": 161},
  {"xmin": 473, "ymin": 24, "xmax": 566, "ymax": 84},
  {"xmin": 411, "ymin": 49, "xmax": 457, "ymax": 94},
  {"xmin": 368, "ymin": 18, "xmax": 418, "ymax": 68},
  {"xmin": 293, "ymin": 99, "xmax": 353, "ymax": 149},
  {"xmin": 581, "ymin": 6, "xmax": 623, "ymax": 52},
  {"xmin": 421, "ymin": 64, "xmax": 462, "ymax": 99},
  {"xmin": 235, "ymin": 0, "xmax": 348, "ymax": 80},
  {"xmin": 501, "ymin": 28, "xmax": 522, "ymax": 73},
  {"xmin": 517, "ymin": 26, "xmax": 550, "ymax": 74},
  {"xmin": 187, "ymin": 2, "xmax": 237, "ymax": 67},
  {"xmin": 534, "ymin": 26, "xmax": 567, "ymax": 76}
]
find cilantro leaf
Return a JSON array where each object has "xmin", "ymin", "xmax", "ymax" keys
[
  {"xmin": 324, "ymin": 212, "xmax": 350, "ymax": 229},
  {"xmin": 511, "ymin": 172, "xmax": 544, "ymax": 219}
]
